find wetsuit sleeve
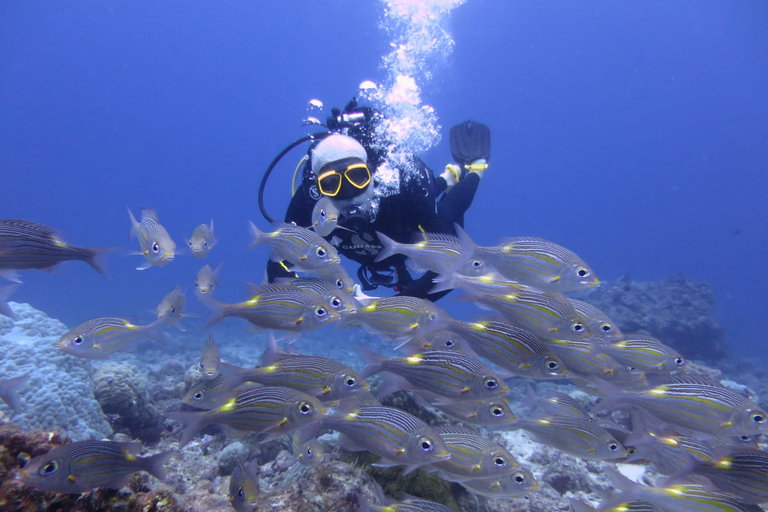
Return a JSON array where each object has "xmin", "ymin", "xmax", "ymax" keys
[
  {"xmin": 437, "ymin": 172, "xmax": 480, "ymax": 229},
  {"xmin": 265, "ymin": 184, "xmax": 314, "ymax": 283}
]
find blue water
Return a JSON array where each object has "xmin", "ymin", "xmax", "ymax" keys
[{"xmin": 1, "ymin": 1, "xmax": 767, "ymax": 358}]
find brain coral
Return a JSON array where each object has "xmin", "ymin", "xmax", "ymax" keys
[
  {"xmin": 93, "ymin": 362, "xmax": 161, "ymax": 441},
  {"xmin": 0, "ymin": 302, "xmax": 112, "ymax": 441}
]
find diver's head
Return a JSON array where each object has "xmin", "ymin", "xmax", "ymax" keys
[{"xmin": 312, "ymin": 134, "xmax": 371, "ymax": 201}]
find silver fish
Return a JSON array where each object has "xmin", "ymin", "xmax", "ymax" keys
[
  {"xmin": 290, "ymin": 430, "xmax": 325, "ymax": 467},
  {"xmin": 599, "ymin": 332, "xmax": 686, "ymax": 372},
  {"xmin": 188, "ymin": 219, "xmax": 216, "ymax": 258},
  {"xmin": 183, "ymin": 372, "xmax": 259, "ymax": 410},
  {"xmin": 679, "ymin": 447, "xmax": 768, "ymax": 504},
  {"xmin": 0, "ymin": 219, "xmax": 107, "ymax": 279},
  {"xmin": 311, "ymin": 197, "xmax": 342, "ymax": 237},
  {"xmin": 311, "ymin": 263, "xmax": 356, "ymax": 295},
  {"xmin": 200, "ymin": 333, "xmax": 221, "ymax": 379},
  {"xmin": 58, "ymin": 317, "xmax": 166, "ymax": 359},
  {"xmin": 567, "ymin": 298, "xmax": 623, "ymax": 341},
  {"xmin": 523, "ymin": 383, "xmax": 591, "ymax": 420},
  {"xmin": 156, "ymin": 285, "xmax": 185, "ymax": 326},
  {"xmin": 228, "ymin": 461, "xmax": 261, "ymax": 512},
  {"xmin": 360, "ymin": 496, "xmax": 455, "ymax": 512},
  {"xmin": 247, "ymin": 221, "xmax": 339, "ymax": 271},
  {"xmin": 127, "ymin": 207, "xmax": 176, "ymax": 270},
  {"xmin": 299, "ymin": 404, "xmax": 450, "ymax": 473},
  {"xmin": 546, "ymin": 337, "xmax": 627, "ymax": 378},
  {"xmin": 449, "ymin": 319, "xmax": 567, "ymax": 379},
  {"xmin": 428, "ymin": 425, "xmax": 519, "ymax": 482},
  {"xmin": 476, "ymin": 236, "xmax": 599, "ymax": 291},
  {"xmin": 568, "ymin": 499, "xmax": 659, "ymax": 512},
  {"xmin": 0, "ymin": 374, "xmax": 29, "ymax": 417},
  {"xmin": 202, "ymin": 283, "xmax": 340, "ymax": 332},
  {"xmin": 375, "ymin": 224, "xmax": 476, "ymax": 274},
  {"xmin": 513, "ymin": 416, "xmax": 628, "ymax": 460},
  {"xmin": 272, "ymin": 277, "xmax": 356, "ymax": 316},
  {"xmin": 195, "ymin": 262, "xmax": 222, "ymax": 296},
  {"xmin": 469, "ymin": 288, "xmax": 593, "ymax": 340},
  {"xmin": 359, "ymin": 348, "xmax": 509, "ymax": 402},
  {"xmin": 19, "ymin": 441, "xmax": 171, "ymax": 494},
  {"xmin": 345, "ymin": 296, "xmax": 450, "ymax": 341},
  {"xmin": 431, "ymin": 270, "xmax": 522, "ymax": 296},
  {"xmin": 428, "ymin": 395, "xmax": 517, "ymax": 427},
  {"xmin": 168, "ymin": 386, "xmax": 327, "ymax": 447},
  {"xmin": 458, "ymin": 468, "xmax": 538, "ymax": 498}
]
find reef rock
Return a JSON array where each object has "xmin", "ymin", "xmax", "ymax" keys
[
  {"xmin": 0, "ymin": 302, "xmax": 112, "ymax": 441},
  {"xmin": 94, "ymin": 362, "xmax": 161, "ymax": 441}
]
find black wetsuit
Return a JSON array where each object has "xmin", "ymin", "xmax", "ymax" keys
[{"xmin": 266, "ymin": 155, "xmax": 478, "ymax": 302}]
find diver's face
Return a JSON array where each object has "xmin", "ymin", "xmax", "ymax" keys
[
  {"xmin": 331, "ymin": 184, "xmax": 374, "ymax": 214},
  {"xmin": 316, "ymin": 158, "xmax": 371, "ymax": 200}
]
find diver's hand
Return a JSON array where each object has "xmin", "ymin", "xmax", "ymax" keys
[{"xmin": 439, "ymin": 164, "xmax": 462, "ymax": 192}]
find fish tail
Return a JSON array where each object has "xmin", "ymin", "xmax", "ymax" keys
[
  {"xmin": 166, "ymin": 410, "xmax": 207, "ymax": 448},
  {"xmin": 144, "ymin": 320, "xmax": 168, "ymax": 346},
  {"xmin": 246, "ymin": 220, "xmax": 264, "ymax": 251},
  {"xmin": 428, "ymin": 273, "xmax": 455, "ymax": 294},
  {"xmin": 0, "ymin": 374, "xmax": 30, "ymax": 416},
  {"xmin": 82, "ymin": 246, "xmax": 111, "ymax": 278},
  {"xmin": 200, "ymin": 295, "xmax": 228, "ymax": 329},
  {"xmin": 0, "ymin": 284, "xmax": 21, "ymax": 320},
  {"xmin": 142, "ymin": 450, "xmax": 173, "ymax": 482},
  {"xmin": 373, "ymin": 231, "xmax": 399, "ymax": 262},
  {"xmin": 355, "ymin": 346, "xmax": 385, "ymax": 380}
]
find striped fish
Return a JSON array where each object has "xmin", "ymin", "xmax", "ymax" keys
[
  {"xmin": 469, "ymin": 289, "xmax": 593, "ymax": 341},
  {"xmin": 567, "ymin": 298, "xmax": 623, "ymax": 341},
  {"xmin": 290, "ymin": 430, "xmax": 326, "ymax": 467},
  {"xmin": 360, "ymin": 496, "xmax": 455, "ymax": 512},
  {"xmin": 546, "ymin": 338, "xmax": 627, "ymax": 378},
  {"xmin": 568, "ymin": 499, "xmax": 659, "ymax": 512},
  {"xmin": 183, "ymin": 372, "xmax": 259, "ymax": 410},
  {"xmin": 513, "ymin": 416, "xmax": 628, "ymax": 460},
  {"xmin": 247, "ymin": 221, "xmax": 339, "ymax": 271},
  {"xmin": 127, "ymin": 207, "xmax": 176, "ymax": 270},
  {"xmin": 199, "ymin": 333, "xmax": 221, "ymax": 379},
  {"xmin": 476, "ymin": 236, "xmax": 599, "ymax": 292},
  {"xmin": 0, "ymin": 219, "xmax": 107, "ymax": 278},
  {"xmin": 458, "ymin": 468, "xmax": 539, "ymax": 498},
  {"xmin": 604, "ymin": 466, "xmax": 764, "ymax": 512},
  {"xmin": 311, "ymin": 263, "xmax": 356, "ymax": 295},
  {"xmin": 682, "ymin": 447, "xmax": 768, "ymax": 505},
  {"xmin": 375, "ymin": 225, "xmax": 476, "ymax": 274},
  {"xmin": 311, "ymin": 196, "xmax": 342, "ymax": 237},
  {"xmin": 594, "ymin": 375, "xmax": 768, "ymax": 437},
  {"xmin": 450, "ymin": 319, "xmax": 567, "ymax": 379},
  {"xmin": 19, "ymin": 440, "xmax": 171, "ymax": 493},
  {"xmin": 599, "ymin": 332, "xmax": 686, "ymax": 372},
  {"xmin": 202, "ymin": 283, "xmax": 340, "ymax": 332},
  {"xmin": 429, "ymin": 395, "xmax": 517, "ymax": 427},
  {"xmin": 229, "ymin": 461, "xmax": 261, "ymax": 512},
  {"xmin": 195, "ymin": 263, "xmax": 222, "ymax": 297},
  {"xmin": 431, "ymin": 270, "xmax": 524, "ymax": 296},
  {"xmin": 359, "ymin": 348, "xmax": 508, "ymax": 402},
  {"xmin": 58, "ymin": 317, "xmax": 166, "ymax": 359},
  {"xmin": 344, "ymin": 296, "xmax": 450, "ymax": 341},
  {"xmin": 272, "ymin": 277, "xmax": 357, "ymax": 316},
  {"xmin": 427, "ymin": 425, "xmax": 519, "ymax": 482},
  {"xmin": 400, "ymin": 330, "xmax": 467, "ymax": 354},
  {"xmin": 298, "ymin": 404, "xmax": 450, "ymax": 473},
  {"xmin": 156, "ymin": 285, "xmax": 186, "ymax": 326},
  {"xmin": 523, "ymin": 383, "xmax": 591, "ymax": 420},
  {"xmin": 626, "ymin": 430, "xmax": 714, "ymax": 476},
  {"xmin": 188, "ymin": 219, "xmax": 216, "ymax": 259},
  {"xmin": 167, "ymin": 386, "xmax": 327, "ymax": 447}
]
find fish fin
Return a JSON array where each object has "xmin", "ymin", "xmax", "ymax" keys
[
  {"xmin": 142, "ymin": 451, "xmax": 173, "ymax": 482},
  {"xmin": 246, "ymin": 220, "xmax": 263, "ymax": 251},
  {"xmin": 140, "ymin": 207, "xmax": 159, "ymax": 222},
  {"xmin": 355, "ymin": 346, "xmax": 385, "ymax": 380},
  {"xmin": 373, "ymin": 231, "xmax": 400, "ymax": 263},
  {"xmin": 209, "ymin": 218, "xmax": 217, "ymax": 246},
  {"xmin": 0, "ymin": 374, "xmax": 30, "ymax": 416},
  {"xmin": 126, "ymin": 206, "xmax": 139, "ymax": 241},
  {"xmin": 82, "ymin": 247, "xmax": 112, "ymax": 278},
  {"xmin": 144, "ymin": 320, "xmax": 168, "ymax": 345},
  {"xmin": 165, "ymin": 410, "xmax": 207, "ymax": 448},
  {"xmin": 404, "ymin": 258, "xmax": 426, "ymax": 275},
  {"xmin": 0, "ymin": 270, "xmax": 22, "ymax": 283},
  {"xmin": 428, "ymin": 274, "xmax": 456, "ymax": 295},
  {"xmin": 220, "ymin": 424, "xmax": 250, "ymax": 439},
  {"xmin": 135, "ymin": 262, "xmax": 153, "ymax": 271},
  {"xmin": 0, "ymin": 283, "xmax": 21, "ymax": 319}
]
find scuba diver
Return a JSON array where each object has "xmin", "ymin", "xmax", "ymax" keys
[{"xmin": 259, "ymin": 99, "xmax": 491, "ymax": 301}]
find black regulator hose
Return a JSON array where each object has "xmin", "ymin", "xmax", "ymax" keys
[{"xmin": 258, "ymin": 131, "xmax": 331, "ymax": 223}]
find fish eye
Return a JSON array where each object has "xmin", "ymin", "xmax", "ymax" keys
[
  {"xmin": 299, "ymin": 401, "xmax": 314, "ymax": 415},
  {"xmin": 320, "ymin": 210, "xmax": 327, "ymax": 219},
  {"xmin": 73, "ymin": 335, "xmax": 84, "ymax": 345},
  {"xmin": 608, "ymin": 442, "xmax": 620, "ymax": 452},
  {"xmin": 490, "ymin": 406, "xmax": 505, "ymax": 417},
  {"xmin": 576, "ymin": 267, "xmax": 590, "ymax": 278},
  {"xmin": 600, "ymin": 323, "xmax": 613, "ymax": 333},
  {"xmin": 316, "ymin": 247, "xmax": 327, "ymax": 257},
  {"xmin": 545, "ymin": 359, "xmax": 560, "ymax": 371},
  {"xmin": 331, "ymin": 297, "xmax": 342, "ymax": 309},
  {"xmin": 199, "ymin": 361, "xmax": 204, "ymax": 370},
  {"xmin": 335, "ymin": 279, "xmax": 344, "ymax": 289},
  {"xmin": 305, "ymin": 446, "xmax": 313, "ymax": 456},
  {"xmin": 627, "ymin": 448, "xmax": 637, "ymax": 456},
  {"xmin": 428, "ymin": 313, "xmax": 438, "ymax": 322},
  {"xmin": 193, "ymin": 391, "xmax": 203, "ymax": 400},
  {"xmin": 752, "ymin": 413, "xmax": 766, "ymax": 424},
  {"xmin": 675, "ymin": 357, "xmax": 685, "ymax": 366},
  {"xmin": 444, "ymin": 340, "xmax": 455, "ymax": 348},
  {"xmin": 237, "ymin": 487, "xmax": 244, "ymax": 499},
  {"xmin": 740, "ymin": 435, "xmax": 752, "ymax": 442},
  {"xmin": 315, "ymin": 307, "xmax": 328, "ymax": 318},
  {"xmin": 471, "ymin": 260, "xmax": 483, "ymax": 268},
  {"xmin": 484, "ymin": 378, "xmax": 499, "ymax": 390},
  {"xmin": 344, "ymin": 376, "xmax": 357, "ymax": 388},
  {"xmin": 570, "ymin": 322, "xmax": 586, "ymax": 334},
  {"xmin": 187, "ymin": 240, "xmax": 192, "ymax": 247},
  {"xmin": 203, "ymin": 241, "xmax": 208, "ymax": 248},
  {"xmin": 494, "ymin": 456, "xmax": 507, "ymax": 467},
  {"xmin": 170, "ymin": 306, "xmax": 176, "ymax": 314},
  {"xmin": 514, "ymin": 472, "xmax": 526, "ymax": 484},
  {"xmin": 39, "ymin": 460, "xmax": 59, "ymax": 476},
  {"xmin": 152, "ymin": 241, "xmax": 160, "ymax": 253},
  {"xmin": 418, "ymin": 437, "xmax": 434, "ymax": 453}
]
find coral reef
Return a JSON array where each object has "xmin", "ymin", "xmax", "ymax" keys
[
  {"xmin": 574, "ymin": 274, "xmax": 727, "ymax": 362},
  {"xmin": 94, "ymin": 362, "xmax": 162, "ymax": 442},
  {"xmin": 0, "ymin": 302, "xmax": 112, "ymax": 440}
]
